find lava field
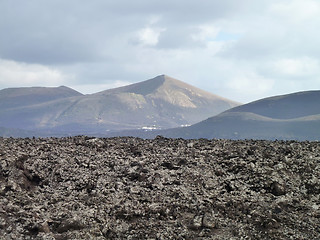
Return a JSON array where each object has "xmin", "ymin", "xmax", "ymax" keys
[{"xmin": 0, "ymin": 136, "xmax": 319, "ymax": 239}]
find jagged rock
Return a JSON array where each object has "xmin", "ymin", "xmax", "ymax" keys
[
  {"xmin": 0, "ymin": 137, "xmax": 319, "ymax": 239},
  {"xmin": 270, "ymin": 181, "xmax": 286, "ymax": 196},
  {"xmin": 202, "ymin": 212, "xmax": 216, "ymax": 229},
  {"xmin": 191, "ymin": 215, "xmax": 203, "ymax": 229}
]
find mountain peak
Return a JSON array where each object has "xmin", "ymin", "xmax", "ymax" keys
[
  {"xmin": 0, "ymin": 75, "xmax": 240, "ymax": 135},
  {"xmin": 97, "ymin": 75, "xmax": 240, "ymax": 105},
  {"xmin": 154, "ymin": 74, "xmax": 168, "ymax": 78},
  {"xmin": 97, "ymin": 75, "xmax": 165, "ymax": 96},
  {"xmin": 152, "ymin": 74, "xmax": 181, "ymax": 83}
]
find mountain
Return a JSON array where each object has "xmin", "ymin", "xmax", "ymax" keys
[
  {"xmin": 0, "ymin": 86, "xmax": 83, "ymax": 110},
  {"xmin": 159, "ymin": 90, "xmax": 320, "ymax": 141},
  {"xmin": 226, "ymin": 90, "xmax": 320, "ymax": 119},
  {"xmin": 0, "ymin": 86, "xmax": 84, "ymax": 132},
  {"xmin": 90, "ymin": 74, "xmax": 240, "ymax": 128},
  {"xmin": 0, "ymin": 75, "xmax": 239, "ymax": 136}
]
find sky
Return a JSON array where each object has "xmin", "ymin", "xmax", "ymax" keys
[{"xmin": 0, "ymin": 0, "xmax": 320, "ymax": 103}]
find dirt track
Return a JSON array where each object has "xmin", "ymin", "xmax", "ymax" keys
[{"xmin": 0, "ymin": 136, "xmax": 319, "ymax": 239}]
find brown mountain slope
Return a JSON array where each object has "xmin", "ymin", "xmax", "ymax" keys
[
  {"xmin": 0, "ymin": 75, "xmax": 240, "ymax": 136},
  {"xmin": 0, "ymin": 86, "xmax": 83, "ymax": 110}
]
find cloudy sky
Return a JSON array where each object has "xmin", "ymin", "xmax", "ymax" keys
[{"xmin": 1, "ymin": 0, "xmax": 319, "ymax": 103}]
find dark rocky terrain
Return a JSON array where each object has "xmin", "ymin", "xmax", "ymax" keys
[{"xmin": 0, "ymin": 136, "xmax": 319, "ymax": 239}]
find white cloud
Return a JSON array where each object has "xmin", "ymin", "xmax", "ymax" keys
[
  {"xmin": 133, "ymin": 15, "xmax": 166, "ymax": 47},
  {"xmin": 270, "ymin": 0, "xmax": 320, "ymax": 23},
  {"xmin": 137, "ymin": 27, "xmax": 166, "ymax": 46},
  {"xmin": 1, "ymin": 0, "xmax": 320, "ymax": 103},
  {"xmin": 226, "ymin": 71, "xmax": 275, "ymax": 98},
  {"xmin": 0, "ymin": 59, "xmax": 68, "ymax": 88},
  {"xmin": 192, "ymin": 24, "xmax": 220, "ymax": 43},
  {"xmin": 273, "ymin": 57, "xmax": 319, "ymax": 77}
]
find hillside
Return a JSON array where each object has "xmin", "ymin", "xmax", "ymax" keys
[
  {"xmin": 0, "ymin": 86, "xmax": 83, "ymax": 110},
  {"xmin": 0, "ymin": 75, "xmax": 239, "ymax": 136},
  {"xmin": 157, "ymin": 90, "xmax": 320, "ymax": 140},
  {"xmin": 226, "ymin": 90, "xmax": 320, "ymax": 119}
]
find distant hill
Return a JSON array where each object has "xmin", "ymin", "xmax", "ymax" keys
[
  {"xmin": 226, "ymin": 90, "xmax": 320, "ymax": 119},
  {"xmin": 157, "ymin": 90, "xmax": 320, "ymax": 141},
  {"xmin": 0, "ymin": 75, "xmax": 239, "ymax": 136},
  {"xmin": 0, "ymin": 86, "xmax": 83, "ymax": 110}
]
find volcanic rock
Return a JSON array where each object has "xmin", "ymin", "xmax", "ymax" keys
[{"xmin": 0, "ymin": 137, "xmax": 319, "ymax": 239}]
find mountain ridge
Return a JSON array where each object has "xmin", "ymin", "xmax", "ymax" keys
[
  {"xmin": 98, "ymin": 75, "xmax": 239, "ymax": 106},
  {"xmin": 0, "ymin": 86, "xmax": 83, "ymax": 110},
  {"xmin": 226, "ymin": 90, "xmax": 320, "ymax": 119},
  {"xmin": 155, "ymin": 90, "xmax": 320, "ymax": 140},
  {"xmin": 0, "ymin": 75, "xmax": 239, "ymax": 136}
]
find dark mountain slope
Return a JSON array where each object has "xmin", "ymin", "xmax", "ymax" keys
[
  {"xmin": 158, "ymin": 90, "xmax": 320, "ymax": 141},
  {"xmin": 161, "ymin": 112, "xmax": 320, "ymax": 140},
  {"xmin": 226, "ymin": 90, "xmax": 320, "ymax": 119}
]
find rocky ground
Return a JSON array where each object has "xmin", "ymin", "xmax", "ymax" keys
[{"xmin": 0, "ymin": 136, "xmax": 319, "ymax": 239}]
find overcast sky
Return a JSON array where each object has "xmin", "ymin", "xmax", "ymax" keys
[{"xmin": 0, "ymin": 0, "xmax": 319, "ymax": 103}]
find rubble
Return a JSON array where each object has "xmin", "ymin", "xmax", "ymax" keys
[{"xmin": 0, "ymin": 136, "xmax": 319, "ymax": 239}]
